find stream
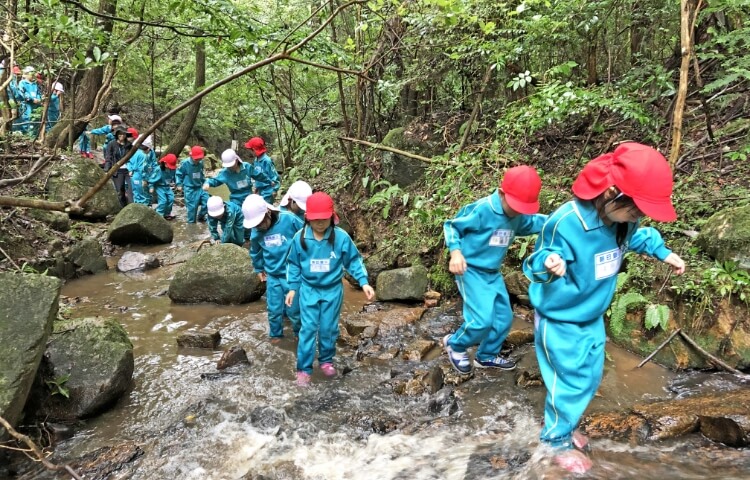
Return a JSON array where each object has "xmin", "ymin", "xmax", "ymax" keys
[{"xmin": 14, "ymin": 206, "xmax": 750, "ymax": 480}]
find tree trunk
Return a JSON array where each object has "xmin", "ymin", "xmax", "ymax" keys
[
  {"xmin": 669, "ymin": 0, "xmax": 695, "ymax": 167},
  {"xmin": 164, "ymin": 38, "xmax": 205, "ymax": 157},
  {"xmin": 45, "ymin": 0, "xmax": 116, "ymax": 149},
  {"xmin": 586, "ymin": 39, "xmax": 598, "ymax": 86}
]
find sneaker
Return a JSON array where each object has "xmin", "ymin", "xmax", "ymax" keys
[
  {"xmin": 553, "ymin": 448, "xmax": 593, "ymax": 474},
  {"xmin": 442, "ymin": 334, "xmax": 472, "ymax": 374},
  {"xmin": 571, "ymin": 430, "xmax": 590, "ymax": 452},
  {"xmin": 296, "ymin": 371, "xmax": 311, "ymax": 387},
  {"xmin": 473, "ymin": 355, "xmax": 516, "ymax": 370},
  {"xmin": 320, "ymin": 362, "xmax": 337, "ymax": 377}
]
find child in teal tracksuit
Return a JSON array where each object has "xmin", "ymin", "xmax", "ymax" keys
[
  {"xmin": 279, "ymin": 180, "xmax": 312, "ymax": 222},
  {"xmin": 146, "ymin": 154, "xmax": 177, "ymax": 219},
  {"xmin": 523, "ymin": 143, "xmax": 686, "ymax": 473},
  {"xmin": 203, "ymin": 149, "xmax": 255, "ymax": 206},
  {"xmin": 206, "ymin": 196, "xmax": 245, "ymax": 246},
  {"xmin": 285, "ymin": 192, "xmax": 375, "ymax": 387},
  {"xmin": 244, "ymin": 137, "xmax": 280, "ymax": 203},
  {"xmin": 442, "ymin": 166, "xmax": 547, "ymax": 374},
  {"xmin": 244, "ymin": 194, "xmax": 304, "ymax": 341},
  {"xmin": 128, "ymin": 136, "xmax": 157, "ymax": 206},
  {"xmin": 176, "ymin": 146, "xmax": 209, "ymax": 223}
]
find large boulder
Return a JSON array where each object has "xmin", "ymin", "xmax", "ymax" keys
[
  {"xmin": 108, "ymin": 204, "xmax": 174, "ymax": 245},
  {"xmin": 0, "ymin": 273, "xmax": 62, "ymax": 430},
  {"xmin": 31, "ymin": 238, "xmax": 108, "ymax": 280},
  {"xmin": 28, "ymin": 317, "xmax": 134, "ymax": 421},
  {"xmin": 380, "ymin": 127, "xmax": 428, "ymax": 187},
  {"xmin": 696, "ymin": 204, "xmax": 750, "ymax": 271},
  {"xmin": 47, "ymin": 158, "xmax": 121, "ymax": 220},
  {"xmin": 376, "ymin": 265, "xmax": 429, "ymax": 302},
  {"xmin": 168, "ymin": 243, "xmax": 265, "ymax": 304}
]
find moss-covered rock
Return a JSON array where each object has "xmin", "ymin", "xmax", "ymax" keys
[
  {"xmin": 696, "ymin": 204, "xmax": 750, "ymax": 271},
  {"xmin": 168, "ymin": 243, "xmax": 264, "ymax": 304},
  {"xmin": 0, "ymin": 273, "xmax": 62, "ymax": 431},
  {"xmin": 381, "ymin": 127, "xmax": 431, "ymax": 187},
  {"xmin": 108, "ymin": 203, "xmax": 174, "ymax": 245},
  {"xmin": 376, "ymin": 265, "xmax": 429, "ymax": 302},
  {"xmin": 47, "ymin": 158, "xmax": 121, "ymax": 220}
]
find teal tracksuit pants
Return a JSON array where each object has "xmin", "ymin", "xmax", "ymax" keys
[
  {"xmin": 266, "ymin": 274, "xmax": 300, "ymax": 338},
  {"xmin": 535, "ymin": 313, "xmax": 606, "ymax": 448},
  {"xmin": 131, "ymin": 175, "xmax": 151, "ymax": 205},
  {"xmin": 296, "ymin": 282, "xmax": 343, "ymax": 375},
  {"xmin": 154, "ymin": 185, "xmax": 174, "ymax": 217},
  {"xmin": 184, "ymin": 186, "xmax": 209, "ymax": 223},
  {"xmin": 447, "ymin": 267, "xmax": 513, "ymax": 362}
]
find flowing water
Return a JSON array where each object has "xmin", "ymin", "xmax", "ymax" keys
[{"xmin": 14, "ymin": 210, "xmax": 750, "ymax": 479}]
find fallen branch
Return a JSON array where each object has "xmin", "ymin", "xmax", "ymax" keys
[
  {"xmin": 0, "ymin": 416, "xmax": 83, "ymax": 480},
  {"xmin": 678, "ymin": 330, "xmax": 749, "ymax": 377},
  {"xmin": 0, "ymin": 244, "xmax": 21, "ymax": 271},
  {"xmin": 0, "ymin": 155, "xmax": 54, "ymax": 188},
  {"xmin": 338, "ymin": 136, "xmax": 453, "ymax": 165},
  {"xmin": 637, "ymin": 329, "xmax": 681, "ymax": 368}
]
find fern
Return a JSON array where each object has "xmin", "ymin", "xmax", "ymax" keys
[
  {"xmin": 644, "ymin": 304, "xmax": 670, "ymax": 331},
  {"xmin": 609, "ymin": 292, "xmax": 647, "ymax": 336}
]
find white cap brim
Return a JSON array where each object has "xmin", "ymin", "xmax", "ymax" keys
[
  {"xmin": 222, "ymin": 160, "xmax": 235, "ymax": 167},
  {"xmin": 242, "ymin": 203, "xmax": 278, "ymax": 228},
  {"xmin": 280, "ymin": 193, "xmax": 290, "ymax": 207},
  {"xmin": 208, "ymin": 205, "xmax": 225, "ymax": 217}
]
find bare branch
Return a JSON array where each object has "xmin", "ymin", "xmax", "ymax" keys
[{"xmin": 281, "ymin": 54, "xmax": 375, "ymax": 82}]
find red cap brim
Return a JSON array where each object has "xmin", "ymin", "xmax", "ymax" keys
[
  {"xmin": 633, "ymin": 197, "xmax": 677, "ymax": 222},
  {"xmin": 505, "ymin": 194, "xmax": 540, "ymax": 214}
]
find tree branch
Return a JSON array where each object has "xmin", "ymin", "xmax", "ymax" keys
[
  {"xmin": 339, "ymin": 136, "xmax": 456, "ymax": 165},
  {"xmin": 281, "ymin": 54, "xmax": 375, "ymax": 82}
]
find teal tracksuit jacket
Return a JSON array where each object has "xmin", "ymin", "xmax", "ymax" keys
[
  {"xmin": 207, "ymin": 201, "xmax": 245, "ymax": 246},
  {"xmin": 443, "ymin": 190, "xmax": 546, "ymax": 360},
  {"xmin": 176, "ymin": 158, "xmax": 209, "ymax": 223},
  {"xmin": 251, "ymin": 153, "xmax": 280, "ymax": 203},
  {"xmin": 146, "ymin": 164, "xmax": 175, "ymax": 217},
  {"xmin": 287, "ymin": 226, "xmax": 369, "ymax": 374},
  {"xmin": 128, "ymin": 149, "xmax": 157, "ymax": 206},
  {"xmin": 204, "ymin": 162, "xmax": 254, "ymax": 206},
  {"xmin": 250, "ymin": 211, "xmax": 304, "ymax": 337},
  {"xmin": 523, "ymin": 199, "xmax": 672, "ymax": 448}
]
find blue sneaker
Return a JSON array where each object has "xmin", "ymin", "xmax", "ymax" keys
[
  {"xmin": 442, "ymin": 334, "xmax": 472, "ymax": 374},
  {"xmin": 473, "ymin": 355, "xmax": 516, "ymax": 371}
]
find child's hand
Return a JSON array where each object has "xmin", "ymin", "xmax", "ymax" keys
[
  {"xmin": 663, "ymin": 253, "xmax": 686, "ymax": 275},
  {"xmin": 202, "ymin": 184, "xmax": 209, "ymax": 191},
  {"xmin": 449, "ymin": 250, "xmax": 467, "ymax": 275},
  {"xmin": 362, "ymin": 285, "xmax": 375, "ymax": 300},
  {"xmin": 544, "ymin": 253, "xmax": 566, "ymax": 277},
  {"xmin": 257, "ymin": 272, "xmax": 267, "ymax": 282},
  {"xmin": 285, "ymin": 290, "xmax": 296, "ymax": 307}
]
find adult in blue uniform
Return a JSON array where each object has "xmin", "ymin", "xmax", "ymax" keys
[
  {"xmin": 523, "ymin": 143, "xmax": 686, "ymax": 473},
  {"xmin": 244, "ymin": 136, "xmax": 280, "ymax": 203},
  {"xmin": 285, "ymin": 192, "xmax": 375, "ymax": 387},
  {"xmin": 46, "ymin": 82, "xmax": 63, "ymax": 131},
  {"xmin": 176, "ymin": 145, "xmax": 209, "ymax": 223},
  {"xmin": 279, "ymin": 180, "xmax": 312, "ymax": 221},
  {"xmin": 442, "ymin": 166, "xmax": 547, "ymax": 374},
  {"xmin": 203, "ymin": 149, "xmax": 255, "ymax": 207},
  {"xmin": 206, "ymin": 196, "xmax": 244, "ymax": 246},
  {"xmin": 244, "ymin": 194, "xmax": 304, "ymax": 341},
  {"xmin": 17, "ymin": 66, "xmax": 42, "ymax": 135}
]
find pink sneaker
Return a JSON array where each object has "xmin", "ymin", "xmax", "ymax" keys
[
  {"xmin": 572, "ymin": 430, "xmax": 590, "ymax": 451},
  {"xmin": 320, "ymin": 362, "xmax": 337, "ymax": 377},
  {"xmin": 553, "ymin": 449, "xmax": 593, "ymax": 474},
  {"xmin": 296, "ymin": 371, "xmax": 311, "ymax": 387}
]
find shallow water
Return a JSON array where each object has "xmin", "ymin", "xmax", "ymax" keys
[{"xmin": 16, "ymin": 206, "xmax": 749, "ymax": 479}]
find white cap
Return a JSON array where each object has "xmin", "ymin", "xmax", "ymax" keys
[
  {"xmin": 108, "ymin": 114, "xmax": 122, "ymax": 123},
  {"xmin": 280, "ymin": 180, "xmax": 312, "ymax": 210},
  {"xmin": 23, "ymin": 66, "xmax": 35, "ymax": 74},
  {"xmin": 221, "ymin": 149, "xmax": 240, "ymax": 168},
  {"xmin": 242, "ymin": 194, "xmax": 278, "ymax": 228},
  {"xmin": 140, "ymin": 135, "xmax": 153, "ymax": 149},
  {"xmin": 207, "ymin": 196, "xmax": 225, "ymax": 217},
  {"xmin": 53, "ymin": 82, "xmax": 64, "ymax": 92}
]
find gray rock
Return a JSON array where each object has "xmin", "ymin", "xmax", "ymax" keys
[
  {"xmin": 108, "ymin": 204, "xmax": 174, "ymax": 245},
  {"xmin": 696, "ymin": 204, "xmax": 750, "ymax": 270},
  {"xmin": 376, "ymin": 265, "xmax": 429, "ymax": 302},
  {"xmin": 216, "ymin": 346, "xmax": 250, "ymax": 370},
  {"xmin": 0, "ymin": 273, "xmax": 62, "ymax": 432},
  {"xmin": 117, "ymin": 251, "xmax": 160, "ymax": 273},
  {"xmin": 177, "ymin": 330, "xmax": 221, "ymax": 349},
  {"xmin": 47, "ymin": 158, "xmax": 121, "ymax": 220},
  {"xmin": 68, "ymin": 238, "xmax": 108, "ymax": 275},
  {"xmin": 28, "ymin": 209, "xmax": 71, "ymax": 232},
  {"xmin": 30, "ymin": 317, "xmax": 134, "ymax": 421},
  {"xmin": 168, "ymin": 243, "xmax": 265, "ymax": 304}
]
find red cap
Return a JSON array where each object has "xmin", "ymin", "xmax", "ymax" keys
[
  {"xmin": 190, "ymin": 145, "xmax": 205, "ymax": 160},
  {"xmin": 126, "ymin": 127, "xmax": 138, "ymax": 138},
  {"xmin": 572, "ymin": 142, "xmax": 676, "ymax": 222},
  {"xmin": 500, "ymin": 166, "xmax": 542, "ymax": 214},
  {"xmin": 244, "ymin": 137, "xmax": 267, "ymax": 156},
  {"xmin": 305, "ymin": 192, "xmax": 339, "ymax": 223},
  {"xmin": 12, "ymin": 66, "xmax": 21, "ymax": 75},
  {"xmin": 161, "ymin": 153, "xmax": 177, "ymax": 170}
]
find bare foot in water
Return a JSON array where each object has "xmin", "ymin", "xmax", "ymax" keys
[{"xmin": 554, "ymin": 449, "xmax": 593, "ymax": 474}]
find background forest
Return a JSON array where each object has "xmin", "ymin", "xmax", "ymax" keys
[{"xmin": 1, "ymin": 0, "xmax": 749, "ymax": 358}]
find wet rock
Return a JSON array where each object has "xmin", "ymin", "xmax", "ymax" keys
[
  {"xmin": 428, "ymin": 387, "xmax": 457, "ymax": 414},
  {"xmin": 505, "ymin": 329, "xmax": 535, "ymax": 348},
  {"xmin": 27, "ymin": 317, "xmax": 134, "ymax": 421},
  {"xmin": 169, "ymin": 243, "xmax": 265, "ymax": 304},
  {"xmin": 696, "ymin": 204, "xmax": 750, "ymax": 270},
  {"xmin": 378, "ymin": 307, "xmax": 426, "ymax": 332},
  {"xmin": 344, "ymin": 315, "xmax": 377, "ymax": 337},
  {"xmin": 515, "ymin": 368, "xmax": 543, "ymax": 388},
  {"xmin": 117, "ymin": 251, "xmax": 160, "ymax": 273},
  {"xmin": 28, "ymin": 209, "xmax": 70, "ymax": 232},
  {"xmin": 392, "ymin": 366, "xmax": 444, "ymax": 396},
  {"xmin": 346, "ymin": 410, "xmax": 403, "ymax": 434},
  {"xmin": 242, "ymin": 462, "xmax": 304, "ymax": 480},
  {"xmin": 70, "ymin": 442, "xmax": 144, "ymax": 480},
  {"xmin": 177, "ymin": 330, "xmax": 221, "ymax": 349},
  {"xmin": 503, "ymin": 269, "xmax": 530, "ymax": 298},
  {"xmin": 67, "ymin": 238, "xmax": 108, "ymax": 275},
  {"xmin": 441, "ymin": 364, "xmax": 474, "ymax": 386},
  {"xmin": 47, "ymin": 158, "xmax": 121, "ymax": 220},
  {"xmin": 424, "ymin": 289, "xmax": 441, "ymax": 308},
  {"xmin": 0, "ymin": 273, "xmax": 62, "ymax": 433},
  {"xmin": 249, "ymin": 405, "xmax": 285, "ymax": 433},
  {"xmin": 216, "ymin": 345, "xmax": 249, "ymax": 369},
  {"xmin": 699, "ymin": 416, "xmax": 746, "ymax": 447},
  {"xmin": 108, "ymin": 203, "xmax": 174, "ymax": 245},
  {"xmin": 580, "ymin": 411, "xmax": 649, "ymax": 442},
  {"xmin": 401, "ymin": 338, "xmax": 436, "ymax": 361},
  {"xmin": 376, "ymin": 265, "xmax": 429, "ymax": 301}
]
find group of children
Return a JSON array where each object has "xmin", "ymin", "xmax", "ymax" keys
[
  {"xmin": 2, "ymin": 63, "xmax": 64, "ymax": 136},
  {"xmin": 443, "ymin": 143, "xmax": 685, "ymax": 473}
]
